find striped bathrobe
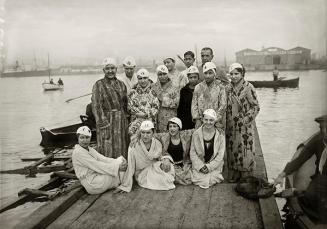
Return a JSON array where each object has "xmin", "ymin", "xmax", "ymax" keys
[{"xmin": 91, "ymin": 76, "xmax": 129, "ymax": 158}]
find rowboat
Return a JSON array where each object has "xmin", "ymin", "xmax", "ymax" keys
[
  {"xmin": 248, "ymin": 77, "xmax": 299, "ymax": 88},
  {"xmin": 42, "ymin": 82, "xmax": 64, "ymax": 91},
  {"xmin": 284, "ymin": 132, "xmax": 326, "ymax": 229},
  {"xmin": 40, "ymin": 115, "xmax": 96, "ymax": 148}
]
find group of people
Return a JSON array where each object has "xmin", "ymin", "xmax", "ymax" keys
[
  {"xmin": 71, "ymin": 46, "xmax": 327, "ymax": 223},
  {"xmin": 72, "ymin": 46, "xmax": 261, "ymax": 194}
]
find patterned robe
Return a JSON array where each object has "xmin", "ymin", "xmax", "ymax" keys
[
  {"xmin": 191, "ymin": 79, "xmax": 227, "ymax": 130},
  {"xmin": 117, "ymin": 138, "xmax": 175, "ymax": 192},
  {"xmin": 154, "ymin": 130, "xmax": 194, "ymax": 185},
  {"xmin": 190, "ymin": 127, "xmax": 225, "ymax": 188},
  {"xmin": 152, "ymin": 80, "xmax": 180, "ymax": 132},
  {"xmin": 91, "ymin": 77, "xmax": 129, "ymax": 158},
  {"xmin": 127, "ymin": 83, "xmax": 160, "ymax": 136},
  {"xmin": 226, "ymin": 79, "xmax": 260, "ymax": 172}
]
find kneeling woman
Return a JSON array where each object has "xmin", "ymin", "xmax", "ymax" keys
[
  {"xmin": 190, "ymin": 109, "xmax": 225, "ymax": 188},
  {"xmin": 116, "ymin": 120, "xmax": 175, "ymax": 193},
  {"xmin": 72, "ymin": 126, "xmax": 127, "ymax": 194},
  {"xmin": 157, "ymin": 117, "xmax": 193, "ymax": 185}
]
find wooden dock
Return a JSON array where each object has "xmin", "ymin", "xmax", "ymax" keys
[{"xmin": 13, "ymin": 126, "xmax": 283, "ymax": 229}]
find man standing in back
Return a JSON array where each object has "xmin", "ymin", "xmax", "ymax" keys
[
  {"xmin": 164, "ymin": 57, "xmax": 188, "ymax": 90},
  {"xmin": 198, "ymin": 47, "xmax": 227, "ymax": 83},
  {"xmin": 91, "ymin": 57, "xmax": 129, "ymax": 159},
  {"xmin": 117, "ymin": 56, "xmax": 138, "ymax": 94}
]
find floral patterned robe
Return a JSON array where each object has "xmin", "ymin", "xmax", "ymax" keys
[
  {"xmin": 152, "ymin": 80, "xmax": 180, "ymax": 132},
  {"xmin": 127, "ymin": 83, "xmax": 160, "ymax": 136},
  {"xmin": 191, "ymin": 79, "xmax": 227, "ymax": 130},
  {"xmin": 226, "ymin": 79, "xmax": 260, "ymax": 172}
]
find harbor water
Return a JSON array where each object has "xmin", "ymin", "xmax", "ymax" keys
[{"xmin": 0, "ymin": 70, "xmax": 326, "ymax": 226}]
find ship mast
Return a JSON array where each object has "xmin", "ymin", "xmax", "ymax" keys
[{"xmin": 47, "ymin": 53, "xmax": 51, "ymax": 82}]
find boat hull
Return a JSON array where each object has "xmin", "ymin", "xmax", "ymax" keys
[
  {"xmin": 42, "ymin": 83, "xmax": 64, "ymax": 91},
  {"xmin": 248, "ymin": 77, "xmax": 299, "ymax": 88},
  {"xmin": 40, "ymin": 122, "xmax": 96, "ymax": 148},
  {"xmin": 1, "ymin": 70, "xmax": 50, "ymax": 78},
  {"xmin": 285, "ymin": 132, "xmax": 325, "ymax": 229}
]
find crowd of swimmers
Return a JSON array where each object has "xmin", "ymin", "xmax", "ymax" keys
[{"xmin": 71, "ymin": 46, "xmax": 327, "ymax": 223}]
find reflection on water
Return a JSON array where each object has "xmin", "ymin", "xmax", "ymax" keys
[{"xmin": 0, "ymin": 70, "xmax": 326, "ymax": 226}]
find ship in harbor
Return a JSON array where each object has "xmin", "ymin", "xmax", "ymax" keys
[{"xmin": 1, "ymin": 60, "xmax": 50, "ymax": 78}]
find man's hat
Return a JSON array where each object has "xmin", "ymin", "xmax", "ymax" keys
[
  {"xmin": 102, "ymin": 57, "xmax": 117, "ymax": 68},
  {"xmin": 123, "ymin": 56, "xmax": 136, "ymax": 67},
  {"xmin": 203, "ymin": 62, "xmax": 216, "ymax": 74}
]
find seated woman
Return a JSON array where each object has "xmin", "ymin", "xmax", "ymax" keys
[
  {"xmin": 115, "ymin": 120, "xmax": 175, "ymax": 193},
  {"xmin": 72, "ymin": 126, "xmax": 127, "ymax": 194},
  {"xmin": 156, "ymin": 117, "xmax": 194, "ymax": 185},
  {"xmin": 190, "ymin": 109, "xmax": 225, "ymax": 189}
]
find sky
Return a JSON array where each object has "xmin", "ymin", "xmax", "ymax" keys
[{"xmin": 1, "ymin": 0, "xmax": 326, "ymax": 67}]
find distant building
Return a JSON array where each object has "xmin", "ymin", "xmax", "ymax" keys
[{"xmin": 236, "ymin": 47, "xmax": 311, "ymax": 70}]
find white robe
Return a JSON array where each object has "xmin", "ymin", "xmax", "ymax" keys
[
  {"xmin": 118, "ymin": 138, "xmax": 175, "ymax": 192},
  {"xmin": 190, "ymin": 127, "xmax": 225, "ymax": 188},
  {"xmin": 72, "ymin": 144, "xmax": 124, "ymax": 194}
]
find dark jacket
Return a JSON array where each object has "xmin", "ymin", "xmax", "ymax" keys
[{"xmin": 177, "ymin": 84, "xmax": 195, "ymax": 130}]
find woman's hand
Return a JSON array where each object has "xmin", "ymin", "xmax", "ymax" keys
[
  {"xmin": 160, "ymin": 159, "xmax": 171, "ymax": 173},
  {"xmin": 200, "ymin": 165, "xmax": 209, "ymax": 174},
  {"xmin": 119, "ymin": 161, "xmax": 127, "ymax": 171},
  {"xmin": 273, "ymin": 172, "xmax": 285, "ymax": 187}
]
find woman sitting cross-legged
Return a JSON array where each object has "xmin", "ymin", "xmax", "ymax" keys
[
  {"xmin": 72, "ymin": 126, "xmax": 127, "ymax": 194},
  {"xmin": 115, "ymin": 120, "xmax": 175, "ymax": 193},
  {"xmin": 155, "ymin": 117, "xmax": 194, "ymax": 185},
  {"xmin": 190, "ymin": 109, "xmax": 225, "ymax": 189}
]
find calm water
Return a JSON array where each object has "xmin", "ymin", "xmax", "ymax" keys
[{"xmin": 0, "ymin": 70, "xmax": 326, "ymax": 226}]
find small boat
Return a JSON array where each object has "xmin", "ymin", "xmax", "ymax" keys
[
  {"xmin": 42, "ymin": 54, "xmax": 64, "ymax": 91},
  {"xmin": 42, "ymin": 82, "xmax": 64, "ymax": 91},
  {"xmin": 40, "ymin": 115, "xmax": 96, "ymax": 148},
  {"xmin": 248, "ymin": 77, "xmax": 299, "ymax": 88},
  {"xmin": 284, "ymin": 132, "xmax": 326, "ymax": 229}
]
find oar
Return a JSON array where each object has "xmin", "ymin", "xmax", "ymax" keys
[
  {"xmin": 65, "ymin": 93, "xmax": 92, "ymax": 103},
  {"xmin": 177, "ymin": 54, "xmax": 188, "ymax": 68},
  {"xmin": 0, "ymin": 148, "xmax": 67, "ymax": 177}
]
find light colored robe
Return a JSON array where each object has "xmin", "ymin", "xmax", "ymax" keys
[
  {"xmin": 72, "ymin": 144, "xmax": 124, "ymax": 194},
  {"xmin": 118, "ymin": 138, "xmax": 175, "ymax": 192},
  {"xmin": 190, "ymin": 127, "xmax": 225, "ymax": 188},
  {"xmin": 168, "ymin": 69, "xmax": 188, "ymax": 90},
  {"xmin": 116, "ymin": 73, "xmax": 138, "ymax": 95}
]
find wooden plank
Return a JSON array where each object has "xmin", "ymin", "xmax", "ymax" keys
[
  {"xmin": 254, "ymin": 125, "xmax": 283, "ymax": 229},
  {"xmin": 180, "ymin": 186, "xmax": 213, "ymax": 229},
  {"xmin": 47, "ymin": 194, "xmax": 99, "ymax": 229},
  {"xmin": 159, "ymin": 185, "xmax": 195, "ymax": 228},
  {"xmin": 13, "ymin": 187, "xmax": 85, "ymax": 229},
  {"xmin": 135, "ymin": 188, "xmax": 175, "ymax": 228},
  {"xmin": 69, "ymin": 187, "xmax": 145, "ymax": 229},
  {"xmin": 111, "ymin": 188, "xmax": 157, "ymax": 229}
]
